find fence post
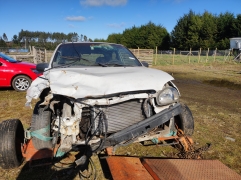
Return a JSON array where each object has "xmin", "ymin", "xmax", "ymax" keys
[
  {"xmin": 155, "ymin": 46, "xmax": 157, "ymax": 65},
  {"xmin": 213, "ymin": 48, "xmax": 217, "ymax": 62},
  {"xmin": 29, "ymin": 45, "xmax": 32, "ymax": 54},
  {"xmin": 224, "ymin": 49, "xmax": 228, "ymax": 61},
  {"xmin": 45, "ymin": 49, "xmax": 47, "ymax": 62},
  {"xmin": 39, "ymin": 48, "xmax": 41, "ymax": 63},
  {"xmin": 138, "ymin": 47, "xmax": 140, "ymax": 58},
  {"xmin": 172, "ymin": 48, "xmax": 175, "ymax": 65},
  {"xmin": 33, "ymin": 46, "xmax": 37, "ymax": 64},
  {"xmin": 198, "ymin": 48, "xmax": 201, "ymax": 63},
  {"xmin": 206, "ymin": 48, "xmax": 209, "ymax": 63},
  {"xmin": 189, "ymin": 48, "xmax": 191, "ymax": 63},
  {"xmin": 229, "ymin": 48, "xmax": 233, "ymax": 61}
]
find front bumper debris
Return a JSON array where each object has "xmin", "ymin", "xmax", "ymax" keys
[{"xmin": 105, "ymin": 103, "xmax": 182, "ymax": 147}]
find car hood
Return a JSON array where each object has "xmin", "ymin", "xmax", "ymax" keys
[
  {"xmin": 26, "ymin": 67, "xmax": 174, "ymax": 103},
  {"xmin": 49, "ymin": 66, "xmax": 174, "ymax": 97}
]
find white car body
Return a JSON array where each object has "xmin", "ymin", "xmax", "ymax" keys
[{"xmin": 25, "ymin": 42, "xmax": 193, "ymax": 158}]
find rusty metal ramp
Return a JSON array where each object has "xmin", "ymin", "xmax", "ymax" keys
[
  {"xmin": 106, "ymin": 157, "xmax": 241, "ymax": 180},
  {"xmin": 142, "ymin": 159, "xmax": 241, "ymax": 180},
  {"xmin": 106, "ymin": 156, "xmax": 153, "ymax": 180}
]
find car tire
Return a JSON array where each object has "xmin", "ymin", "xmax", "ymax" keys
[
  {"xmin": 12, "ymin": 75, "xmax": 31, "ymax": 92},
  {"xmin": 0, "ymin": 119, "xmax": 24, "ymax": 169},
  {"xmin": 175, "ymin": 103, "xmax": 194, "ymax": 136},
  {"xmin": 31, "ymin": 105, "xmax": 52, "ymax": 150}
]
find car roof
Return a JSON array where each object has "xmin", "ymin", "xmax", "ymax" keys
[{"xmin": 61, "ymin": 42, "xmax": 123, "ymax": 46}]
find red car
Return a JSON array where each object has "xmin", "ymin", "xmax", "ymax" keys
[{"xmin": 0, "ymin": 52, "xmax": 42, "ymax": 91}]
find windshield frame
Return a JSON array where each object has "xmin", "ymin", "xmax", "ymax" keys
[{"xmin": 51, "ymin": 42, "xmax": 143, "ymax": 68}]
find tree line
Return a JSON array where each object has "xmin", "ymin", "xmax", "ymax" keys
[
  {"xmin": 1, "ymin": 10, "xmax": 241, "ymax": 50},
  {"xmin": 171, "ymin": 11, "xmax": 241, "ymax": 50},
  {"xmin": 107, "ymin": 11, "xmax": 241, "ymax": 50},
  {"xmin": 0, "ymin": 30, "xmax": 93, "ymax": 50}
]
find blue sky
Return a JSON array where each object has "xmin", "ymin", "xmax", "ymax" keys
[{"xmin": 1, "ymin": 0, "xmax": 241, "ymax": 41}]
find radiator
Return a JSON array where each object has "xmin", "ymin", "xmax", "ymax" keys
[{"xmin": 95, "ymin": 100, "xmax": 146, "ymax": 133}]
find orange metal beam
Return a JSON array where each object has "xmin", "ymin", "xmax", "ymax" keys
[{"xmin": 21, "ymin": 139, "xmax": 57, "ymax": 161}]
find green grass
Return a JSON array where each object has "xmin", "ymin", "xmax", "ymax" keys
[{"xmin": 152, "ymin": 54, "xmax": 238, "ymax": 66}]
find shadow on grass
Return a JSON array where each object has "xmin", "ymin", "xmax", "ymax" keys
[
  {"xmin": 0, "ymin": 87, "xmax": 14, "ymax": 91},
  {"xmin": 16, "ymin": 148, "xmax": 97, "ymax": 180}
]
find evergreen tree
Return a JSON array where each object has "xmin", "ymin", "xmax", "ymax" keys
[
  {"xmin": 107, "ymin": 33, "xmax": 122, "ymax": 44},
  {"xmin": 12, "ymin": 35, "xmax": 19, "ymax": 45},
  {"xmin": 0, "ymin": 37, "xmax": 7, "ymax": 47},
  {"xmin": 2, "ymin": 33, "xmax": 8, "ymax": 42},
  {"xmin": 232, "ymin": 14, "xmax": 241, "ymax": 37}
]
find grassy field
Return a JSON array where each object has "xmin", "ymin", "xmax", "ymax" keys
[
  {"xmin": 0, "ymin": 61, "xmax": 240, "ymax": 179},
  {"xmin": 153, "ymin": 53, "xmax": 240, "ymax": 66}
]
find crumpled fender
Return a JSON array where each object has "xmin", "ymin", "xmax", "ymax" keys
[{"xmin": 25, "ymin": 72, "xmax": 50, "ymax": 107}]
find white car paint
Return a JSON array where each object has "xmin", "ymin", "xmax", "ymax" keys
[{"xmin": 26, "ymin": 66, "xmax": 174, "ymax": 106}]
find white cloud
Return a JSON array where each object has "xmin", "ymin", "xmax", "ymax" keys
[
  {"xmin": 107, "ymin": 22, "xmax": 126, "ymax": 28},
  {"xmin": 80, "ymin": 0, "xmax": 127, "ymax": 7},
  {"xmin": 65, "ymin": 16, "xmax": 86, "ymax": 21}
]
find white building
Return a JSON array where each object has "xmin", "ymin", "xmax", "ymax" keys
[{"xmin": 230, "ymin": 37, "xmax": 241, "ymax": 49}]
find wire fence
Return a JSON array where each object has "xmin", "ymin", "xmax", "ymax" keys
[
  {"xmin": 1, "ymin": 47, "xmax": 241, "ymax": 65},
  {"xmin": 153, "ymin": 49, "xmax": 241, "ymax": 65}
]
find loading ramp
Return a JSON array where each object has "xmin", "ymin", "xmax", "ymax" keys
[{"xmin": 106, "ymin": 156, "xmax": 241, "ymax": 180}]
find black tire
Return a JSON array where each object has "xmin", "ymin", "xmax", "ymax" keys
[
  {"xmin": 0, "ymin": 119, "xmax": 24, "ymax": 169},
  {"xmin": 31, "ymin": 105, "xmax": 52, "ymax": 150},
  {"xmin": 12, "ymin": 75, "xmax": 31, "ymax": 92},
  {"xmin": 175, "ymin": 103, "xmax": 194, "ymax": 136}
]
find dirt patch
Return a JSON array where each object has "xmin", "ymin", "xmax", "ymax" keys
[{"xmin": 203, "ymin": 79, "xmax": 241, "ymax": 90}]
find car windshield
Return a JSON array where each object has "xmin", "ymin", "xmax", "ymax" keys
[
  {"xmin": 51, "ymin": 43, "xmax": 142, "ymax": 67},
  {"xmin": 0, "ymin": 53, "xmax": 17, "ymax": 63}
]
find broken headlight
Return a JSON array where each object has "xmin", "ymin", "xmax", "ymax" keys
[{"xmin": 156, "ymin": 87, "xmax": 179, "ymax": 106}]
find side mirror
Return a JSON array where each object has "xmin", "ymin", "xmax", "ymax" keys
[
  {"xmin": 0, "ymin": 62, "xmax": 2, "ymax": 66},
  {"xmin": 36, "ymin": 63, "xmax": 49, "ymax": 72},
  {"xmin": 141, "ymin": 61, "xmax": 149, "ymax": 67}
]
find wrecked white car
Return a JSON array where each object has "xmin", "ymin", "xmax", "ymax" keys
[{"xmin": 0, "ymin": 42, "xmax": 194, "ymax": 169}]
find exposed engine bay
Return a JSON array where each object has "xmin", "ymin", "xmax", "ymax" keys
[{"xmin": 31, "ymin": 81, "xmax": 184, "ymax": 157}]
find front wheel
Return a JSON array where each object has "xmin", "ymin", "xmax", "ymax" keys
[
  {"xmin": 31, "ymin": 104, "xmax": 52, "ymax": 150},
  {"xmin": 175, "ymin": 103, "xmax": 194, "ymax": 136},
  {"xmin": 12, "ymin": 75, "xmax": 31, "ymax": 92},
  {"xmin": 0, "ymin": 119, "xmax": 24, "ymax": 169}
]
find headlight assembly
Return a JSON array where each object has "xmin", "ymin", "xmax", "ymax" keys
[{"xmin": 156, "ymin": 87, "xmax": 180, "ymax": 106}]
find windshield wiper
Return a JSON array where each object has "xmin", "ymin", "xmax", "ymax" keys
[
  {"xmin": 106, "ymin": 63, "xmax": 126, "ymax": 67},
  {"xmin": 61, "ymin": 56, "xmax": 90, "ymax": 62},
  {"xmin": 96, "ymin": 63, "xmax": 108, "ymax": 67}
]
